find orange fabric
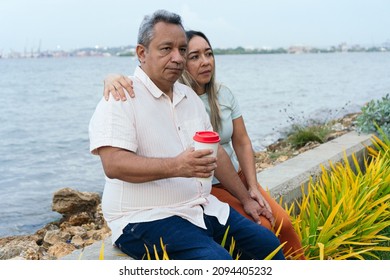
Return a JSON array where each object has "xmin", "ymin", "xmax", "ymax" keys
[{"xmin": 211, "ymin": 171, "xmax": 306, "ymax": 260}]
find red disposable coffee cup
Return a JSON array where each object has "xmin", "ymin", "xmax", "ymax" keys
[{"xmin": 193, "ymin": 131, "xmax": 220, "ymax": 184}]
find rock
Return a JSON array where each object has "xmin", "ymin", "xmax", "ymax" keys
[
  {"xmin": 67, "ymin": 211, "xmax": 94, "ymax": 226},
  {"xmin": 71, "ymin": 235, "xmax": 84, "ymax": 247},
  {"xmin": 331, "ymin": 123, "xmax": 345, "ymax": 132},
  {"xmin": 47, "ymin": 242, "xmax": 76, "ymax": 259},
  {"xmin": 275, "ymin": 155, "xmax": 289, "ymax": 163},
  {"xmin": 52, "ymin": 187, "xmax": 100, "ymax": 215},
  {"xmin": 0, "ymin": 236, "xmax": 41, "ymax": 260},
  {"xmin": 66, "ymin": 226, "xmax": 88, "ymax": 238},
  {"xmin": 44, "ymin": 229, "xmax": 71, "ymax": 245},
  {"xmin": 297, "ymin": 141, "xmax": 320, "ymax": 153}
]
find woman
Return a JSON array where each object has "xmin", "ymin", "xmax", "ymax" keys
[{"xmin": 103, "ymin": 30, "xmax": 306, "ymax": 260}]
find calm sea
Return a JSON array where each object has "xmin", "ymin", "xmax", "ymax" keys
[{"xmin": 1, "ymin": 52, "xmax": 389, "ymax": 237}]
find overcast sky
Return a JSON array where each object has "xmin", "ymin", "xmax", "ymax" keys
[{"xmin": 1, "ymin": 0, "xmax": 389, "ymax": 53}]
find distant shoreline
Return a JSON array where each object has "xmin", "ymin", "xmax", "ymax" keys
[{"xmin": 2, "ymin": 44, "xmax": 389, "ymax": 59}]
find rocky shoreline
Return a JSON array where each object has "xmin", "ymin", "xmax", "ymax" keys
[
  {"xmin": 0, "ymin": 188, "xmax": 111, "ymax": 260},
  {"xmin": 0, "ymin": 113, "xmax": 359, "ymax": 260}
]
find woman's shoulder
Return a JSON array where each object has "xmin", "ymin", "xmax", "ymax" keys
[
  {"xmin": 217, "ymin": 84, "xmax": 236, "ymax": 103},
  {"xmin": 217, "ymin": 83, "xmax": 241, "ymax": 116},
  {"xmin": 218, "ymin": 84, "xmax": 232, "ymax": 94}
]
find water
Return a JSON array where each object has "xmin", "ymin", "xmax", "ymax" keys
[{"xmin": 1, "ymin": 52, "xmax": 389, "ymax": 238}]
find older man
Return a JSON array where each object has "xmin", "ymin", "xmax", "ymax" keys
[{"xmin": 89, "ymin": 9, "xmax": 284, "ymax": 260}]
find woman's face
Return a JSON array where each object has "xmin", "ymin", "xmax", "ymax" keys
[{"xmin": 185, "ymin": 35, "xmax": 215, "ymax": 92}]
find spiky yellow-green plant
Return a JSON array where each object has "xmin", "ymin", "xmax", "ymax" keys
[
  {"xmin": 220, "ymin": 226, "xmax": 240, "ymax": 260},
  {"xmin": 99, "ymin": 240, "xmax": 105, "ymax": 260},
  {"xmin": 366, "ymin": 125, "xmax": 390, "ymax": 161},
  {"xmin": 288, "ymin": 133, "xmax": 390, "ymax": 260},
  {"xmin": 143, "ymin": 226, "xmax": 284, "ymax": 260},
  {"xmin": 144, "ymin": 238, "xmax": 170, "ymax": 260}
]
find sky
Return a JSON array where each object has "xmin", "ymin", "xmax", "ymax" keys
[{"xmin": 1, "ymin": 0, "xmax": 389, "ymax": 53}]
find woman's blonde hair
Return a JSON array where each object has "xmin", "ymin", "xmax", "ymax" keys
[{"xmin": 180, "ymin": 30, "xmax": 222, "ymax": 132}]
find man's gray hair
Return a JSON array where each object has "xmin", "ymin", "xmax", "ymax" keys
[{"xmin": 137, "ymin": 10, "xmax": 184, "ymax": 47}]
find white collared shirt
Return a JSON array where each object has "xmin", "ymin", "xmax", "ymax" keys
[{"xmin": 89, "ymin": 66, "xmax": 229, "ymax": 243}]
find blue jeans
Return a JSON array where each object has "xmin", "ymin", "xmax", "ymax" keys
[{"xmin": 115, "ymin": 207, "xmax": 285, "ymax": 260}]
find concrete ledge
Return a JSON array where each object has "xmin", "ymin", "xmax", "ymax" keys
[
  {"xmin": 61, "ymin": 236, "xmax": 130, "ymax": 260},
  {"xmin": 257, "ymin": 131, "xmax": 374, "ymax": 205},
  {"xmin": 61, "ymin": 131, "xmax": 374, "ymax": 260}
]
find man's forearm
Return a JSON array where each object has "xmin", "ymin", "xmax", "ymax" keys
[{"xmin": 98, "ymin": 146, "xmax": 177, "ymax": 183}]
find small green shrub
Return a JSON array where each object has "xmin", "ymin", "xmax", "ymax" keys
[
  {"xmin": 287, "ymin": 123, "xmax": 331, "ymax": 149},
  {"xmin": 356, "ymin": 94, "xmax": 390, "ymax": 138}
]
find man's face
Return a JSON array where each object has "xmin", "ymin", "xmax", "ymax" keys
[{"xmin": 137, "ymin": 22, "xmax": 187, "ymax": 91}]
